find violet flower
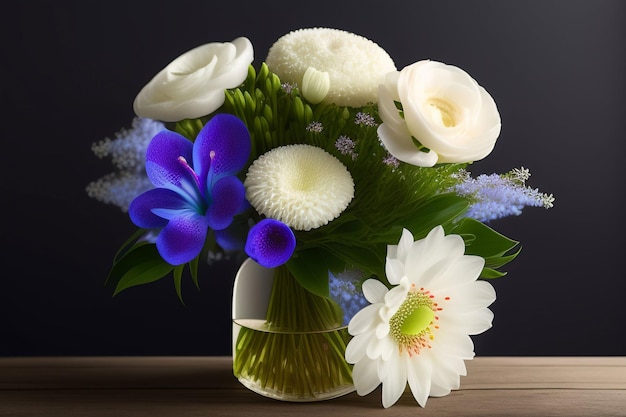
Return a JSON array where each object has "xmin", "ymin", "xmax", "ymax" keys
[
  {"xmin": 244, "ymin": 218, "xmax": 296, "ymax": 268},
  {"xmin": 129, "ymin": 114, "xmax": 251, "ymax": 265}
]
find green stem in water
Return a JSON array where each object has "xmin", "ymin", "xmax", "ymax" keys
[{"xmin": 233, "ymin": 265, "xmax": 353, "ymax": 399}]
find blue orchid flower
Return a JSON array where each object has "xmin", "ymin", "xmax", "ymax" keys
[{"xmin": 129, "ymin": 114, "xmax": 251, "ymax": 265}]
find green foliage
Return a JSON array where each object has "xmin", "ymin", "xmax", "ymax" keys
[
  {"xmin": 105, "ymin": 230, "xmax": 201, "ymax": 301},
  {"xmin": 448, "ymin": 217, "xmax": 521, "ymax": 279},
  {"xmin": 107, "ymin": 242, "xmax": 174, "ymax": 296},
  {"xmin": 222, "ymin": 63, "xmax": 315, "ymax": 163},
  {"xmin": 106, "ymin": 62, "xmax": 522, "ymax": 302},
  {"xmin": 173, "ymin": 118, "xmax": 205, "ymax": 140}
]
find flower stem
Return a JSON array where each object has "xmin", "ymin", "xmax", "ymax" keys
[{"xmin": 233, "ymin": 265, "xmax": 353, "ymax": 400}]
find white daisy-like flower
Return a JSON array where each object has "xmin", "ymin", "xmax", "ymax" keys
[
  {"xmin": 345, "ymin": 225, "xmax": 496, "ymax": 408},
  {"xmin": 245, "ymin": 144, "xmax": 354, "ymax": 231},
  {"xmin": 265, "ymin": 27, "xmax": 396, "ymax": 107}
]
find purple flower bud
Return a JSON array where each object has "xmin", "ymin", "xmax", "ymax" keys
[{"xmin": 245, "ymin": 219, "xmax": 296, "ymax": 268}]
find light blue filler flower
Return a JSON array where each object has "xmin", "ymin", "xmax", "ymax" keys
[{"xmin": 453, "ymin": 168, "xmax": 554, "ymax": 222}]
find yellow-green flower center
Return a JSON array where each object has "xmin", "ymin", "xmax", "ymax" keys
[
  {"xmin": 389, "ymin": 286, "xmax": 437, "ymax": 355},
  {"xmin": 400, "ymin": 305, "xmax": 435, "ymax": 335}
]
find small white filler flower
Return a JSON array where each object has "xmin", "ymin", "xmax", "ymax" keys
[{"xmin": 345, "ymin": 225, "xmax": 496, "ymax": 408}]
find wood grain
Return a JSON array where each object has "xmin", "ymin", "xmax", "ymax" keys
[{"xmin": 1, "ymin": 357, "xmax": 625, "ymax": 416}]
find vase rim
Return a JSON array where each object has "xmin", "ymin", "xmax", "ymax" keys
[{"xmin": 233, "ymin": 318, "xmax": 348, "ymax": 334}]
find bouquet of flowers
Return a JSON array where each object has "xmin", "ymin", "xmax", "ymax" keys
[{"xmin": 88, "ymin": 27, "xmax": 553, "ymax": 408}]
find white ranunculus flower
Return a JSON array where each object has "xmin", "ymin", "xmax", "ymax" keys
[
  {"xmin": 378, "ymin": 60, "xmax": 501, "ymax": 167},
  {"xmin": 345, "ymin": 226, "xmax": 496, "ymax": 408},
  {"xmin": 133, "ymin": 37, "xmax": 253, "ymax": 122}
]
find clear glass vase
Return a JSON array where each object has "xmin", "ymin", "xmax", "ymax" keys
[{"xmin": 232, "ymin": 258, "xmax": 355, "ymax": 401}]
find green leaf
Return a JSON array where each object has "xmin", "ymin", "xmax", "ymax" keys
[
  {"xmin": 449, "ymin": 218, "xmax": 519, "ymax": 258},
  {"xmin": 401, "ymin": 194, "xmax": 469, "ymax": 240},
  {"xmin": 326, "ymin": 243, "xmax": 384, "ymax": 278},
  {"xmin": 107, "ymin": 240, "xmax": 151, "ymax": 286},
  {"xmin": 173, "ymin": 265, "xmax": 185, "ymax": 305},
  {"xmin": 286, "ymin": 249, "xmax": 334, "ymax": 298},
  {"xmin": 448, "ymin": 218, "xmax": 521, "ymax": 279},
  {"xmin": 480, "ymin": 267, "xmax": 507, "ymax": 279},
  {"xmin": 110, "ymin": 229, "xmax": 149, "ymax": 267},
  {"xmin": 110, "ymin": 244, "xmax": 174, "ymax": 296},
  {"xmin": 484, "ymin": 247, "xmax": 522, "ymax": 269},
  {"xmin": 188, "ymin": 256, "xmax": 200, "ymax": 290}
]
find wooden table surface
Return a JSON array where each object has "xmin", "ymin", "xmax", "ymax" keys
[{"xmin": 1, "ymin": 356, "xmax": 625, "ymax": 416}]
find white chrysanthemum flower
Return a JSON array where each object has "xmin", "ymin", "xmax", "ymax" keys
[
  {"xmin": 345, "ymin": 226, "xmax": 496, "ymax": 408},
  {"xmin": 245, "ymin": 144, "xmax": 354, "ymax": 231},
  {"xmin": 265, "ymin": 28, "xmax": 396, "ymax": 107}
]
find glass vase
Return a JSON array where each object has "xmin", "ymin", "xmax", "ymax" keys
[{"xmin": 232, "ymin": 258, "xmax": 355, "ymax": 401}]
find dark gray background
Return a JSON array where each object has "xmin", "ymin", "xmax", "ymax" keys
[{"xmin": 2, "ymin": 0, "xmax": 624, "ymax": 356}]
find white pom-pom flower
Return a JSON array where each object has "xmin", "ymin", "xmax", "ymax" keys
[
  {"xmin": 244, "ymin": 144, "xmax": 354, "ymax": 231},
  {"xmin": 265, "ymin": 27, "xmax": 396, "ymax": 107},
  {"xmin": 345, "ymin": 226, "xmax": 496, "ymax": 408}
]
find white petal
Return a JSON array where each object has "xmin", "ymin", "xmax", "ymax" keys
[
  {"xmin": 362, "ymin": 279, "xmax": 389, "ymax": 304},
  {"xmin": 429, "ymin": 382, "xmax": 452, "ymax": 398},
  {"xmin": 431, "ymin": 331, "xmax": 475, "ymax": 360},
  {"xmin": 375, "ymin": 321, "xmax": 390, "ymax": 339},
  {"xmin": 378, "ymin": 124, "xmax": 439, "ymax": 167},
  {"xmin": 377, "ymin": 356, "xmax": 390, "ymax": 380},
  {"xmin": 384, "ymin": 258, "xmax": 405, "ymax": 285},
  {"xmin": 384, "ymin": 284, "xmax": 408, "ymax": 310},
  {"xmin": 381, "ymin": 355, "xmax": 408, "ymax": 408},
  {"xmin": 352, "ymin": 358, "xmax": 381, "ymax": 396},
  {"xmin": 366, "ymin": 334, "xmax": 385, "ymax": 359},
  {"xmin": 431, "ymin": 370, "xmax": 460, "ymax": 394},
  {"xmin": 445, "ymin": 309, "xmax": 495, "ymax": 335},
  {"xmin": 403, "ymin": 226, "xmax": 461, "ymax": 283},
  {"xmin": 379, "ymin": 336, "xmax": 396, "ymax": 361},
  {"xmin": 441, "ymin": 280, "xmax": 496, "ymax": 314},
  {"xmin": 431, "ymin": 350, "xmax": 468, "ymax": 379},
  {"xmin": 396, "ymin": 228, "xmax": 416, "ymax": 263},
  {"xmin": 345, "ymin": 333, "xmax": 370, "ymax": 363},
  {"xmin": 407, "ymin": 356, "xmax": 433, "ymax": 407},
  {"xmin": 348, "ymin": 304, "xmax": 381, "ymax": 335},
  {"xmin": 424, "ymin": 254, "xmax": 485, "ymax": 291},
  {"xmin": 427, "ymin": 350, "xmax": 463, "ymax": 394},
  {"xmin": 377, "ymin": 75, "xmax": 409, "ymax": 135}
]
